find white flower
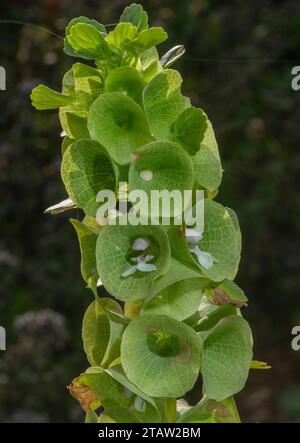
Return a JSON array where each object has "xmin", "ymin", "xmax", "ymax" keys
[
  {"xmin": 190, "ymin": 246, "xmax": 216, "ymax": 270},
  {"xmin": 121, "ymin": 254, "xmax": 157, "ymax": 278},
  {"xmin": 185, "ymin": 227, "xmax": 216, "ymax": 270}
]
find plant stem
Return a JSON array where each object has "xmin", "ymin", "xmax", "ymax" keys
[{"xmin": 165, "ymin": 397, "xmax": 177, "ymax": 422}]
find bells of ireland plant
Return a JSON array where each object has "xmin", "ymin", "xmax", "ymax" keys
[{"xmin": 32, "ymin": 3, "xmax": 268, "ymax": 424}]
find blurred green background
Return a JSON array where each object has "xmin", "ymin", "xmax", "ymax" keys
[{"xmin": 0, "ymin": 0, "xmax": 300, "ymax": 423}]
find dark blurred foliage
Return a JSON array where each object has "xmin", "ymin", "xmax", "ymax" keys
[{"xmin": 0, "ymin": 0, "xmax": 299, "ymax": 423}]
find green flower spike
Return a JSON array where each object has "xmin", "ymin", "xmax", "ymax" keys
[{"xmin": 32, "ymin": 3, "xmax": 260, "ymax": 424}]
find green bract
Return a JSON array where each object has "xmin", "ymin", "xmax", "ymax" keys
[
  {"xmin": 121, "ymin": 315, "xmax": 202, "ymax": 397},
  {"xmin": 32, "ymin": 2, "xmax": 262, "ymax": 423},
  {"xmin": 61, "ymin": 139, "xmax": 117, "ymax": 216},
  {"xmin": 128, "ymin": 140, "xmax": 194, "ymax": 217},
  {"xmin": 96, "ymin": 222, "xmax": 171, "ymax": 301},
  {"xmin": 202, "ymin": 316, "xmax": 253, "ymax": 401},
  {"xmin": 143, "ymin": 69, "xmax": 191, "ymax": 140},
  {"xmin": 88, "ymin": 92, "xmax": 152, "ymax": 165}
]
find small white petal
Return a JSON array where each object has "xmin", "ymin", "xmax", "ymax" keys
[
  {"xmin": 121, "ymin": 265, "xmax": 137, "ymax": 277},
  {"xmin": 191, "ymin": 246, "xmax": 215, "ymax": 270},
  {"xmin": 137, "ymin": 262, "xmax": 157, "ymax": 272},
  {"xmin": 144, "ymin": 254, "xmax": 155, "ymax": 262},
  {"xmin": 97, "ymin": 278, "xmax": 103, "ymax": 287},
  {"xmin": 131, "ymin": 256, "xmax": 139, "ymax": 263},
  {"xmin": 132, "ymin": 237, "xmax": 149, "ymax": 251},
  {"xmin": 186, "ymin": 228, "xmax": 203, "ymax": 245},
  {"xmin": 139, "ymin": 169, "xmax": 153, "ymax": 182}
]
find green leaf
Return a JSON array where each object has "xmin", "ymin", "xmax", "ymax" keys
[
  {"xmin": 120, "ymin": 3, "xmax": 148, "ymax": 32},
  {"xmin": 59, "ymin": 107, "xmax": 90, "ymax": 139},
  {"xmin": 59, "ymin": 69, "xmax": 90, "ymax": 139},
  {"xmin": 61, "ymin": 67, "xmax": 75, "ymax": 96},
  {"xmin": 200, "ymin": 201, "xmax": 241, "ymax": 281},
  {"xmin": 121, "ymin": 315, "xmax": 202, "ymax": 397},
  {"xmin": 82, "ymin": 299, "xmax": 110, "ymax": 366},
  {"xmin": 104, "ymin": 66, "xmax": 145, "ymax": 104},
  {"xmin": 202, "ymin": 316, "xmax": 253, "ymax": 401},
  {"xmin": 170, "ymin": 107, "xmax": 208, "ymax": 155},
  {"xmin": 82, "ymin": 297, "xmax": 125, "ymax": 368},
  {"xmin": 66, "ymin": 21, "xmax": 108, "ymax": 60},
  {"xmin": 79, "ymin": 367, "xmax": 161, "ymax": 422},
  {"xmin": 31, "ymin": 85, "xmax": 74, "ymax": 110},
  {"xmin": 128, "ymin": 141, "xmax": 195, "ymax": 218},
  {"xmin": 177, "ymin": 395, "xmax": 240, "ymax": 423},
  {"xmin": 139, "ymin": 47, "xmax": 161, "ymax": 81},
  {"xmin": 142, "ymin": 277, "xmax": 203, "ymax": 321},
  {"xmin": 70, "ymin": 219, "xmax": 99, "ymax": 289},
  {"xmin": 96, "ymin": 222, "xmax": 171, "ymax": 301},
  {"xmin": 64, "ymin": 17, "xmax": 106, "ymax": 59},
  {"xmin": 133, "ymin": 27, "xmax": 168, "ymax": 51},
  {"xmin": 61, "ymin": 139, "xmax": 117, "ymax": 216},
  {"xmin": 58, "ymin": 63, "xmax": 103, "ymax": 139},
  {"xmin": 72, "ymin": 63, "xmax": 103, "ymax": 97},
  {"xmin": 88, "ymin": 92, "xmax": 152, "ymax": 165},
  {"xmin": 225, "ymin": 207, "xmax": 242, "ymax": 280},
  {"xmin": 143, "ymin": 69, "xmax": 191, "ymax": 140},
  {"xmin": 194, "ymin": 144, "xmax": 223, "ymax": 192},
  {"xmin": 61, "ymin": 136, "xmax": 74, "ymax": 156},
  {"xmin": 105, "ymin": 23, "xmax": 137, "ymax": 50},
  {"xmin": 202, "ymin": 118, "xmax": 220, "ymax": 157}
]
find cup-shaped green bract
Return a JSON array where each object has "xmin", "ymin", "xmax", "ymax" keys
[
  {"xmin": 61, "ymin": 139, "xmax": 117, "ymax": 216},
  {"xmin": 88, "ymin": 92, "xmax": 152, "ymax": 165},
  {"xmin": 169, "ymin": 107, "xmax": 208, "ymax": 156},
  {"xmin": 104, "ymin": 66, "xmax": 145, "ymax": 105},
  {"xmin": 121, "ymin": 315, "xmax": 202, "ymax": 397},
  {"xmin": 128, "ymin": 140, "xmax": 195, "ymax": 219},
  {"xmin": 143, "ymin": 69, "xmax": 190, "ymax": 140},
  {"xmin": 169, "ymin": 199, "xmax": 241, "ymax": 282},
  {"xmin": 194, "ymin": 144, "xmax": 223, "ymax": 192},
  {"xmin": 59, "ymin": 68, "xmax": 90, "ymax": 139},
  {"xmin": 82, "ymin": 297, "xmax": 125, "ymax": 368},
  {"xmin": 142, "ymin": 277, "xmax": 203, "ymax": 321},
  {"xmin": 70, "ymin": 219, "xmax": 99, "ymax": 292},
  {"xmin": 199, "ymin": 200, "xmax": 241, "ymax": 281},
  {"xmin": 202, "ymin": 316, "xmax": 253, "ymax": 401},
  {"xmin": 96, "ymin": 223, "xmax": 171, "ymax": 301}
]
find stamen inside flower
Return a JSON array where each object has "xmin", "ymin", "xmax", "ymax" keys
[
  {"xmin": 132, "ymin": 237, "xmax": 150, "ymax": 251},
  {"xmin": 121, "ymin": 239, "xmax": 157, "ymax": 278}
]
